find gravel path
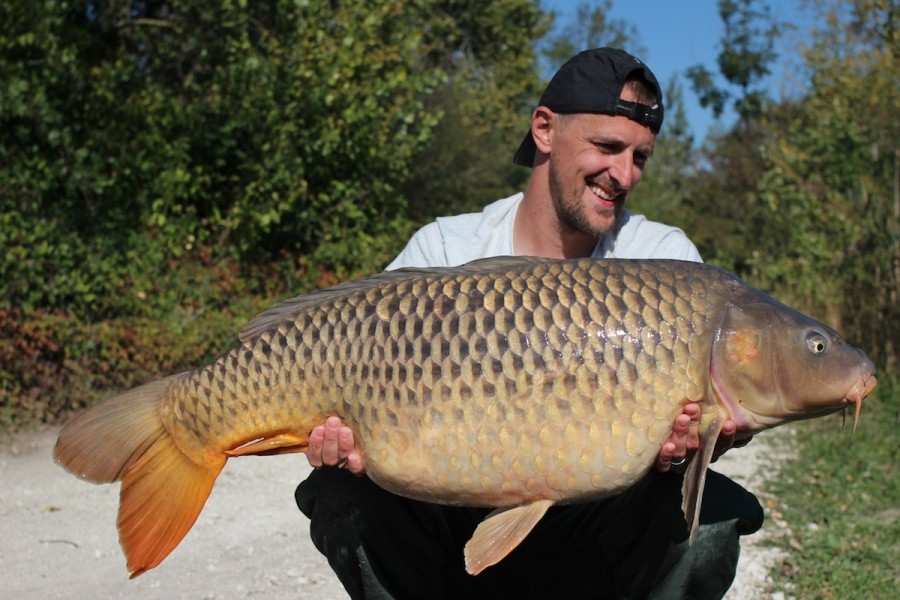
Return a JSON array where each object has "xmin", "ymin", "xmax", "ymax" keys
[
  {"xmin": 715, "ymin": 431, "xmax": 792, "ymax": 600},
  {"xmin": 1, "ymin": 429, "xmax": 346, "ymax": 599},
  {"xmin": 2, "ymin": 428, "xmax": 791, "ymax": 599}
]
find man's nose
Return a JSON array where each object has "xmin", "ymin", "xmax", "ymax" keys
[{"xmin": 608, "ymin": 153, "xmax": 634, "ymax": 190}]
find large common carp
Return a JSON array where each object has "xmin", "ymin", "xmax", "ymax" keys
[{"xmin": 54, "ymin": 257, "xmax": 877, "ymax": 577}]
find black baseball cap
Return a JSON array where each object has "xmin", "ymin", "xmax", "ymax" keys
[{"xmin": 513, "ymin": 47, "xmax": 665, "ymax": 167}]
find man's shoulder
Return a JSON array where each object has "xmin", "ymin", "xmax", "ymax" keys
[
  {"xmin": 433, "ymin": 193, "xmax": 522, "ymax": 234},
  {"xmin": 617, "ymin": 211, "xmax": 682, "ymax": 239},
  {"xmin": 387, "ymin": 193, "xmax": 523, "ymax": 269},
  {"xmin": 610, "ymin": 211, "xmax": 702, "ymax": 262}
]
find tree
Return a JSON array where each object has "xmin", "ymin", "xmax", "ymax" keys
[
  {"xmin": 0, "ymin": 0, "xmax": 551, "ymax": 426},
  {"xmin": 400, "ymin": 1, "xmax": 548, "ymax": 220},
  {"xmin": 749, "ymin": 0, "xmax": 898, "ymax": 368},
  {"xmin": 0, "ymin": 0, "xmax": 547, "ymax": 319},
  {"xmin": 542, "ymin": 0, "xmax": 645, "ymax": 71},
  {"xmin": 685, "ymin": 0, "xmax": 780, "ymax": 123}
]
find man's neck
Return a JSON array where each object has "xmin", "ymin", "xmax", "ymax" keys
[{"xmin": 513, "ymin": 186, "xmax": 598, "ymax": 259}]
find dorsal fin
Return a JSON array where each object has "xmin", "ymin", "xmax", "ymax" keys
[{"xmin": 238, "ymin": 256, "xmax": 548, "ymax": 342}]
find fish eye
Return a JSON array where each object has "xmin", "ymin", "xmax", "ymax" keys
[{"xmin": 806, "ymin": 332, "xmax": 828, "ymax": 355}]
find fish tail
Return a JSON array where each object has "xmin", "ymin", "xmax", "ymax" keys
[{"xmin": 53, "ymin": 374, "xmax": 225, "ymax": 578}]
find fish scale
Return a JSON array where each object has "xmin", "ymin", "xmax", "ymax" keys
[
  {"xmin": 54, "ymin": 256, "xmax": 877, "ymax": 577},
  {"xmin": 162, "ymin": 259, "xmax": 721, "ymax": 506}
]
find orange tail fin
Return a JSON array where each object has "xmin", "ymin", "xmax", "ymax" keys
[{"xmin": 53, "ymin": 374, "xmax": 225, "ymax": 577}]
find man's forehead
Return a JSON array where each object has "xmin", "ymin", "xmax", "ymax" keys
[{"xmin": 563, "ymin": 111, "xmax": 657, "ymax": 145}]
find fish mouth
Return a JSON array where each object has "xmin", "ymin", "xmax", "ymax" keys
[{"xmin": 844, "ymin": 372, "xmax": 877, "ymax": 432}]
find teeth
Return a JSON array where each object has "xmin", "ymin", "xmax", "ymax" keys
[{"xmin": 590, "ymin": 185, "xmax": 614, "ymax": 201}]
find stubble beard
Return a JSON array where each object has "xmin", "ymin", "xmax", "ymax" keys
[{"xmin": 548, "ymin": 160, "xmax": 622, "ymax": 240}]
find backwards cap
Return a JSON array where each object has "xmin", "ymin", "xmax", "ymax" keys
[{"xmin": 513, "ymin": 47, "xmax": 664, "ymax": 167}]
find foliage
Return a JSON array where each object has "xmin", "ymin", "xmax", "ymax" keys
[
  {"xmin": 673, "ymin": 0, "xmax": 896, "ymax": 371},
  {"xmin": 541, "ymin": 0, "xmax": 645, "ymax": 70},
  {"xmin": 0, "ymin": 254, "xmax": 262, "ymax": 430},
  {"xmin": 685, "ymin": 0, "xmax": 780, "ymax": 122},
  {"xmin": 766, "ymin": 374, "xmax": 899, "ymax": 598},
  {"xmin": 747, "ymin": 0, "xmax": 899, "ymax": 368},
  {"xmin": 1, "ymin": 0, "xmax": 895, "ymax": 443},
  {"xmin": 0, "ymin": 0, "xmax": 546, "ymax": 427},
  {"xmin": 401, "ymin": 1, "xmax": 549, "ymax": 219},
  {"xmin": 1, "ymin": 1, "xmax": 426, "ymax": 322}
]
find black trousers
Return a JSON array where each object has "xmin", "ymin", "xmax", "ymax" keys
[{"xmin": 296, "ymin": 468, "xmax": 763, "ymax": 600}]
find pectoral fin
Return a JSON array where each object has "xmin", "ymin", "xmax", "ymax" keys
[
  {"xmin": 464, "ymin": 499, "xmax": 555, "ymax": 575},
  {"xmin": 681, "ymin": 416, "xmax": 723, "ymax": 543}
]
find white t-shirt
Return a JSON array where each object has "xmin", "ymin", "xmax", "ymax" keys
[{"xmin": 387, "ymin": 193, "xmax": 702, "ymax": 270}]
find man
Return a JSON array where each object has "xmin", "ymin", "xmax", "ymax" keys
[{"xmin": 297, "ymin": 48, "xmax": 762, "ymax": 599}]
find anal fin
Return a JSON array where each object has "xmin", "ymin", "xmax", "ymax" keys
[
  {"xmin": 464, "ymin": 499, "xmax": 555, "ymax": 575},
  {"xmin": 225, "ymin": 433, "xmax": 309, "ymax": 457}
]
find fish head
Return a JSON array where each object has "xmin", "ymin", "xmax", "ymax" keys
[{"xmin": 709, "ymin": 287, "xmax": 877, "ymax": 432}]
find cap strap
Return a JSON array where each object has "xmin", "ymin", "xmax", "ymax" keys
[{"xmin": 613, "ymin": 99, "xmax": 662, "ymax": 130}]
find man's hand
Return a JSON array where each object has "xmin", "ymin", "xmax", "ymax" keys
[
  {"xmin": 711, "ymin": 419, "xmax": 753, "ymax": 461},
  {"xmin": 654, "ymin": 403, "xmax": 700, "ymax": 472},
  {"xmin": 654, "ymin": 403, "xmax": 752, "ymax": 472},
  {"xmin": 306, "ymin": 416, "xmax": 365, "ymax": 475}
]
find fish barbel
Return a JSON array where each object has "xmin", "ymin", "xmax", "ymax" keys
[{"xmin": 53, "ymin": 257, "xmax": 877, "ymax": 577}]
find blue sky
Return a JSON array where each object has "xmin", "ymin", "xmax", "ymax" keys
[{"xmin": 543, "ymin": 1, "xmax": 815, "ymax": 142}]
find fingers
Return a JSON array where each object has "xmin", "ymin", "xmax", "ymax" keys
[
  {"xmin": 720, "ymin": 419, "xmax": 737, "ymax": 446},
  {"xmin": 683, "ymin": 402, "xmax": 701, "ymax": 451},
  {"xmin": 711, "ymin": 419, "xmax": 735, "ymax": 462},
  {"xmin": 306, "ymin": 425, "xmax": 326, "ymax": 468},
  {"xmin": 654, "ymin": 407, "xmax": 754, "ymax": 470},
  {"xmin": 305, "ymin": 416, "xmax": 366, "ymax": 475},
  {"xmin": 655, "ymin": 440, "xmax": 679, "ymax": 472},
  {"xmin": 655, "ymin": 412, "xmax": 692, "ymax": 472},
  {"xmin": 320, "ymin": 416, "xmax": 343, "ymax": 466},
  {"xmin": 343, "ymin": 451, "xmax": 366, "ymax": 475},
  {"xmin": 711, "ymin": 419, "xmax": 753, "ymax": 461},
  {"xmin": 654, "ymin": 403, "xmax": 701, "ymax": 473}
]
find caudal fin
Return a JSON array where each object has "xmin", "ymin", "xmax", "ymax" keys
[{"xmin": 53, "ymin": 374, "xmax": 225, "ymax": 577}]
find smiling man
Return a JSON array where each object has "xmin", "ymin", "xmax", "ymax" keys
[{"xmin": 296, "ymin": 48, "xmax": 762, "ymax": 599}]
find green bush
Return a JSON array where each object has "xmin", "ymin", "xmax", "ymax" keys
[{"xmin": 0, "ymin": 250, "xmax": 340, "ymax": 430}]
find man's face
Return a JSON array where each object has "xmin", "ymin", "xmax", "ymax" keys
[{"xmin": 546, "ymin": 93, "xmax": 656, "ymax": 239}]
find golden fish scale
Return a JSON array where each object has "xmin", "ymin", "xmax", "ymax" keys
[{"xmin": 163, "ymin": 259, "xmax": 732, "ymax": 506}]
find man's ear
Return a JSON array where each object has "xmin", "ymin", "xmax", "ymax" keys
[{"xmin": 531, "ymin": 107, "xmax": 555, "ymax": 155}]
